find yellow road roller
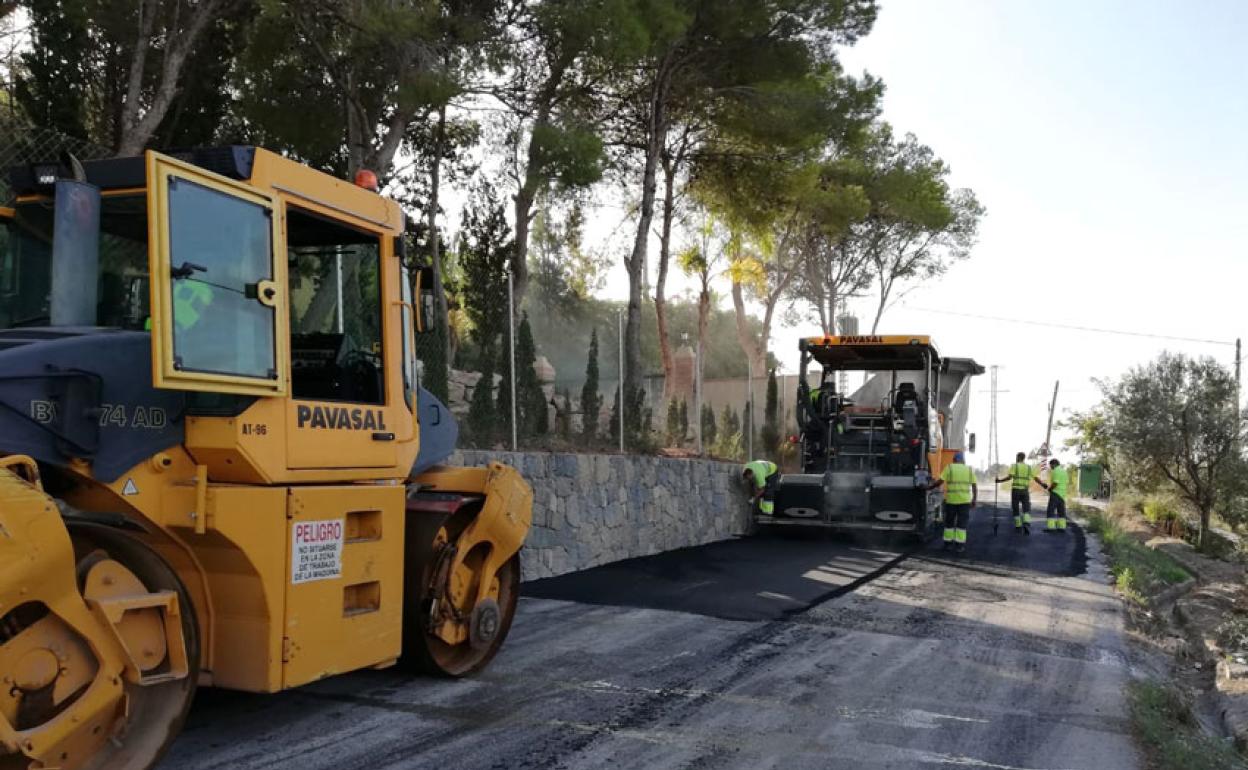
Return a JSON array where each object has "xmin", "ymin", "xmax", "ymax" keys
[{"xmin": 0, "ymin": 147, "xmax": 532, "ymax": 770}]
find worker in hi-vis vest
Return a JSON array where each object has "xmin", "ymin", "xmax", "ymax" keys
[
  {"xmin": 928, "ymin": 452, "xmax": 977, "ymax": 553},
  {"xmin": 1036, "ymin": 458, "xmax": 1069, "ymax": 532},
  {"xmin": 742, "ymin": 460, "xmax": 780, "ymax": 517},
  {"xmin": 995, "ymin": 452, "xmax": 1035, "ymax": 535}
]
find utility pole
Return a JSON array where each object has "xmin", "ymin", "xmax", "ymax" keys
[
  {"xmin": 1236, "ymin": 337, "xmax": 1241, "ymax": 410},
  {"xmin": 507, "ymin": 270, "xmax": 517, "ymax": 452},
  {"xmin": 617, "ymin": 310, "xmax": 625, "ymax": 453},
  {"xmin": 1041, "ymin": 380, "xmax": 1060, "ymax": 461}
]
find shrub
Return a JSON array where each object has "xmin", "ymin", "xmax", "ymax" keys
[{"xmin": 1215, "ymin": 615, "xmax": 1248, "ymax": 655}]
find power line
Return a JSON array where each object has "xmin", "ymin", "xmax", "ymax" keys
[{"xmin": 903, "ymin": 305, "xmax": 1235, "ymax": 347}]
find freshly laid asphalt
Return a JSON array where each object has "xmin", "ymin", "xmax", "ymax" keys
[{"xmin": 160, "ymin": 499, "xmax": 1139, "ymax": 770}]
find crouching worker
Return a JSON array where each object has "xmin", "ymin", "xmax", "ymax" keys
[
  {"xmin": 928, "ymin": 452, "xmax": 977, "ymax": 553},
  {"xmin": 742, "ymin": 460, "xmax": 780, "ymax": 517}
]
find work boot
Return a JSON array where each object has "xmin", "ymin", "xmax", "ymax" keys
[
  {"xmin": 954, "ymin": 543, "xmax": 966, "ymax": 554},
  {"xmin": 1023, "ymin": 523, "xmax": 1031, "ymax": 535}
]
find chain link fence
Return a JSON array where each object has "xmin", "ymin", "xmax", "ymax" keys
[
  {"xmin": 0, "ymin": 114, "xmax": 111, "ymax": 203},
  {"xmin": 413, "ymin": 282, "xmax": 785, "ymax": 465}
]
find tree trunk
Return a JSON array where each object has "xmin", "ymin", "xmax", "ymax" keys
[
  {"xmin": 512, "ymin": 179, "xmax": 537, "ymax": 316},
  {"xmin": 697, "ymin": 282, "xmax": 710, "ymax": 408},
  {"xmin": 730, "ymin": 280, "xmax": 767, "ymax": 378},
  {"xmin": 655, "ymin": 155, "xmax": 677, "ymax": 401},
  {"xmin": 623, "ymin": 62, "xmax": 671, "ymax": 422},
  {"xmin": 429, "ymin": 105, "xmax": 451, "ymax": 366},
  {"xmin": 116, "ymin": 0, "xmax": 226, "ymax": 156},
  {"xmin": 512, "ymin": 61, "xmax": 566, "ymax": 313}
]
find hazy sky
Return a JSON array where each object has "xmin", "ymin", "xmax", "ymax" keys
[{"xmin": 779, "ymin": 0, "xmax": 1248, "ymax": 468}]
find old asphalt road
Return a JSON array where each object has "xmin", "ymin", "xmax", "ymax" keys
[{"xmin": 160, "ymin": 501, "xmax": 1139, "ymax": 770}]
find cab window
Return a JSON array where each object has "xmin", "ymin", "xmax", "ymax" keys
[
  {"xmin": 287, "ymin": 207, "xmax": 384, "ymax": 404},
  {"xmin": 165, "ymin": 178, "xmax": 276, "ymax": 379},
  {"xmin": 0, "ymin": 196, "xmax": 149, "ymax": 331}
]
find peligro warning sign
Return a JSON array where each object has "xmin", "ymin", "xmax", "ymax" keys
[{"xmin": 291, "ymin": 519, "xmax": 344, "ymax": 584}]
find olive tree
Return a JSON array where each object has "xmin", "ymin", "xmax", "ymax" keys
[{"xmin": 1100, "ymin": 352, "xmax": 1245, "ymax": 547}]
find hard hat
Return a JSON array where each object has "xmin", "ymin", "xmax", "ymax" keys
[{"xmin": 953, "ymin": 451, "xmax": 965, "ymax": 463}]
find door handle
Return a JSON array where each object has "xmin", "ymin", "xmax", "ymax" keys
[{"xmin": 372, "ymin": 432, "xmax": 396, "ymax": 442}]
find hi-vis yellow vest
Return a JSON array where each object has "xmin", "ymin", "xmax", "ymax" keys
[
  {"xmin": 1010, "ymin": 462, "xmax": 1032, "ymax": 490},
  {"xmin": 941, "ymin": 463, "xmax": 975, "ymax": 505}
]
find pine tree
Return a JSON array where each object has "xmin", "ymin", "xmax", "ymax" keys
[
  {"xmin": 467, "ymin": 342, "xmax": 497, "ymax": 446},
  {"xmin": 580, "ymin": 329, "xmax": 602, "ymax": 444},
  {"xmin": 761, "ymin": 368, "xmax": 780, "ymax": 456}
]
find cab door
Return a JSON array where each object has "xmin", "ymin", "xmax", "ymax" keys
[
  {"xmin": 283, "ymin": 203, "xmax": 397, "ymax": 469},
  {"xmin": 145, "ymin": 151, "xmax": 288, "ymax": 397}
]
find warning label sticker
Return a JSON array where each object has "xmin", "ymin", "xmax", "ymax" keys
[{"xmin": 291, "ymin": 519, "xmax": 344, "ymax": 585}]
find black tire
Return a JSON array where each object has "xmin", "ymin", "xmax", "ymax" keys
[
  {"xmin": 66, "ymin": 522, "xmax": 200, "ymax": 770},
  {"xmin": 400, "ymin": 508, "xmax": 521, "ymax": 677}
]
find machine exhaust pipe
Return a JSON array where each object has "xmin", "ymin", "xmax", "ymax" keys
[{"xmin": 49, "ymin": 152, "xmax": 101, "ymax": 327}]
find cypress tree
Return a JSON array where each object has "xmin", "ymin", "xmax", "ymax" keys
[
  {"xmin": 761, "ymin": 368, "xmax": 780, "ymax": 455},
  {"xmin": 702, "ymin": 403, "xmax": 718, "ymax": 447},
  {"xmin": 580, "ymin": 329, "xmax": 602, "ymax": 444},
  {"xmin": 516, "ymin": 313, "xmax": 547, "ymax": 437},
  {"xmin": 467, "ymin": 342, "xmax": 497, "ymax": 446}
]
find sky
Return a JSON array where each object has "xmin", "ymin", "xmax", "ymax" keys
[{"xmin": 813, "ymin": 0, "xmax": 1248, "ymax": 468}]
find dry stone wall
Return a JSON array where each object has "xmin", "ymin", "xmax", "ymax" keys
[{"xmin": 451, "ymin": 450, "xmax": 748, "ymax": 581}]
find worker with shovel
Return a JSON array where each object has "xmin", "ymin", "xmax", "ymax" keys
[
  {"xmin": 995, "ymin": 452, "xmax": 1035, "ymax": 534},
  {"xmin": 928, "ymin": 452, "xmax": 978, "ymax": 553},
  {"xmin": 1036, "ymin": 458, "xmax": 1069, "ymax": 533},
  {"xmin": 742, "ymin": 460, "xmax": 780, "ymax": 517}
]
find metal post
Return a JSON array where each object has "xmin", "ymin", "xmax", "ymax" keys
[
  {"xmin": 747, "ymin": 357, "xmax": 754, "ymax": 460},
  {"xmin": 1236, "ymin": 337, "xmax": 1241, "ymax": 410},
  {"xmin": 508, "ymin": 270, "xmax": 517, "ymax": 452},
  {"xmin": 695, "ymin": 339, "xmax": 704, "ymax": 455},
  {"xmin": 990, "ymin": 365, "xmax": 999, "ymax": 533},
  {"xmin": 617, "ymin": 310, "xmax": 625, "ymax": 453},
  {"xmin": 335, "ymin": 253, "xmax": 344, "ymax": 334}
]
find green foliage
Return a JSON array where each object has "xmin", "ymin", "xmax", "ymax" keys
[
  {"xmin": 721, "ymin": 404, "xmax": 741, "ymax": 440},
  {"xmin": 466, "ymin": 343, "xmax": 497, "ymax": 446},
  {"xmin": 1128, "ymin": 680, "xmax": 1248, "ymax": 770},
  {"xmin": 761, "ymin": 368, "xmax": 780, "ymax": 456},
  {"xmin": 580, "ymin": 328, "xmax": 602, "ymax": 444},
  {"xmin": 16, "ymin": 0, "xmax": 244, "ymax": 152},
  {"xmin": 458, "ymin": 182, "xmax": 513, "ymax": 349},
  {"xmin": 678, "ymin": 400, "xmax": 689, "ymax": 445},
  {"xmin": 237, "ymin": 0, "xmax": 502, "ymax": 175},
  {"xmin": 1215, "ymin": 615, "xmax": 1248, "ymax": 656},
  {"xmin": 516, "ymin": 313, "xmax": 548, "ymax": 437},
  {"xmin": 495, "ymin": 338, "xmax": 513, "ymax": 445},
  {"xmin": 702, "ymin": 403, "xmax": 718, "ymax": 447},
  {"xmin": 1098, "ymin": 353, "xmax": 1245, "ymax": 548},
  {"xmin": 609, "ymin": 384, "xmax": 651, "ymax": 450},
  {"xmin": 665, "ymin": 399, "xmax": 682, "ymax": 447},
  {"xmin": 1084, "ymin": 509, "xmax": 1190, "ymax": 604},
  {"xmin": 1142, "ymin": 495, "xmax": 1183, "ymax": 534},
  {"xmin": 1059, "ymin": 407, "xmax": 1115, "ymax": 469}
]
